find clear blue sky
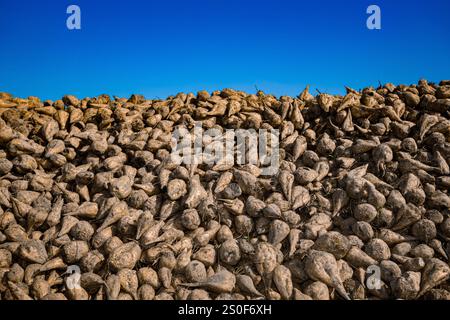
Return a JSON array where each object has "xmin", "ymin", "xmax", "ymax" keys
[{"xmin": 1, "ymin": 0, "xmax": 449, "ymax": 100}]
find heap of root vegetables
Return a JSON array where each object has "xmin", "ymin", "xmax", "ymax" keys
[{"xmin": 0, "ymin": 80, "xmax": 450, "ymax": 300}]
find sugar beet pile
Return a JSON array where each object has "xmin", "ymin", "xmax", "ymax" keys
[{"xmin": 1, "ymin": 80, "xmax": 450, "ymax": 300}]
